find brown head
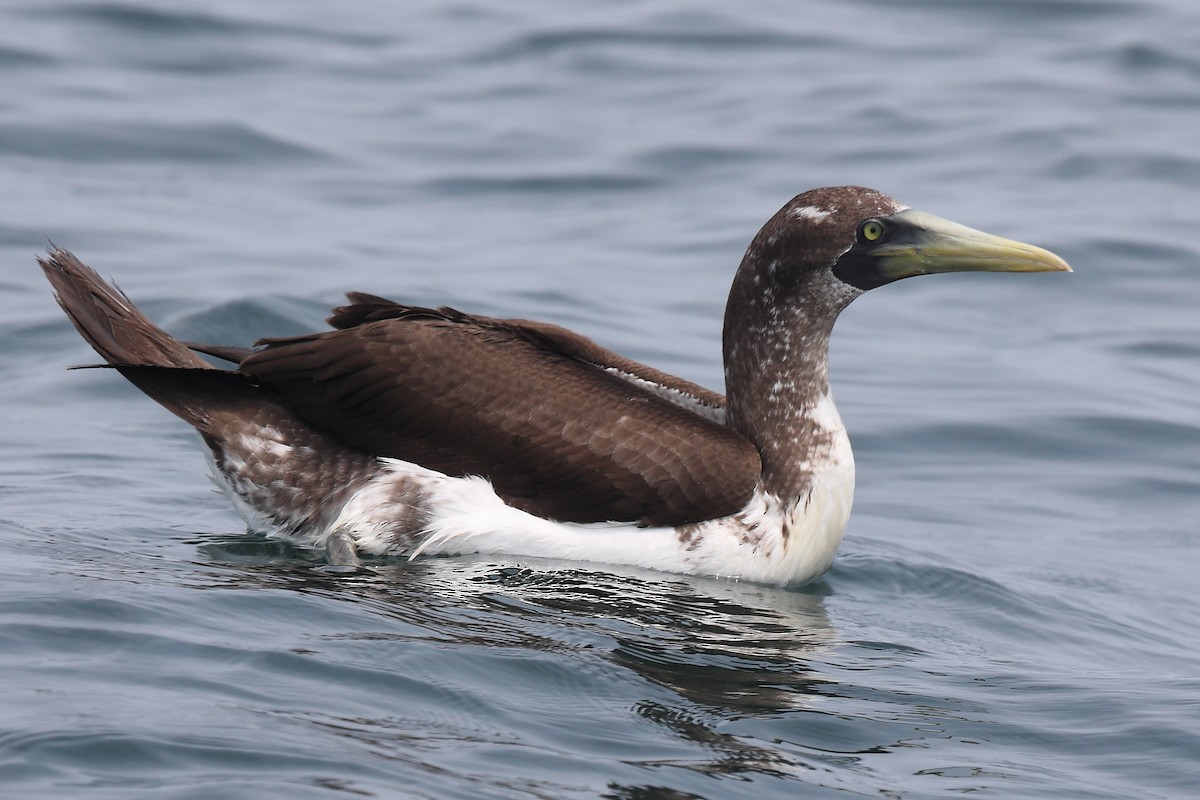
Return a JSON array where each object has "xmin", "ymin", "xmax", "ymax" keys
[
  {"xmin": 722, "ymin": 186, "xmax": 1070, "ymax": 490},
  {"xmin": 726, "ymin": 185, "xmax": 1070, "ymax": 336}
]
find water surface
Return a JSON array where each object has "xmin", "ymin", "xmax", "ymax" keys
[{"xmin": 2, "ymin": 1, "xmax": 1198, "ymax": 797}]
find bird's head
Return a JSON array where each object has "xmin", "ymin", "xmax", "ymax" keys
[{"xmin": 738, "ymin": 186, "xmax": 1070, "ymax": 308}]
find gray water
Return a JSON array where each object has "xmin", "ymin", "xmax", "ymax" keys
[{"xmin": 2, "ymin": 1, "xmax": 1198, "ymax": 797}]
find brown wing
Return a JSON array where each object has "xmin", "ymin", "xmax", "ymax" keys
[
  {"xmin": 239, "ymin": 303, "xmax": 760, "ymax": 526},
  {"xmin": 329, "ymin": 294, "xmax": 728, "ymax": 420}
]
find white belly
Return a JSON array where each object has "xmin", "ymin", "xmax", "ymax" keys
[
  {"xmin": 325, "ymin": 422, "xmax": 852, "ymax": 588},
  {"xmin": 214, "ymin": 399, "xmax": 856, "ymax": 587}
]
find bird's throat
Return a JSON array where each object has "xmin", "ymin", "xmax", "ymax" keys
[{"xmin": 723, "ymin": 294, "xmax": 845, "ymax": 500}]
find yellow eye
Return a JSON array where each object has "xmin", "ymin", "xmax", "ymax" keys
[{"xmin": 859, "ymin": 220, "xmax": 886, "ymax": 242}]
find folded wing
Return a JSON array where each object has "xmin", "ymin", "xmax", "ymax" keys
[{"xmin": 237, "ymin": 301, "xmax": 761, "ymax": 525}]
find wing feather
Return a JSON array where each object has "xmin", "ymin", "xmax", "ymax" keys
[{"xmin": 239, "ymin": 303, "xmax": 760, "ymax": 525}]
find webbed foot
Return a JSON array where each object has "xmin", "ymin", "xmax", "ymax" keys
[{"xmin": 325, "ymin": 529, "xmax": 363, "ymax": 568}]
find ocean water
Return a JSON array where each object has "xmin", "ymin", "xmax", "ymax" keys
[{"xmin": 2, "ymin": 0, "xmax": 1198, "ymax": 797}]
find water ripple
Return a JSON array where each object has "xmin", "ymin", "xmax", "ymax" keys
[
  {"xmin": 4, "ymin": 0, "xmax": 1199, "ymax": 796},
  {"xmin": 0, "ymin": 122, "xmax": 323, "ymax": 164}
]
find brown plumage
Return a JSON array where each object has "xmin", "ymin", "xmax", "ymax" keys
[
  {"xmin": 237, "ymin": 306, "xmax": 760, "ymax": 526},
  {"xmin": 39, "ymin": 250, "xmax": 762, "ymax": 529},
  {"xmin": 39, "ymin": 186, "xmax": 1070, "ymax": 584}
]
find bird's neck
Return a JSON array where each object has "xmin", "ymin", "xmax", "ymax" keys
[{"xmin": 722, "ymin": 273, "xmax": 846, "ymax": 501}]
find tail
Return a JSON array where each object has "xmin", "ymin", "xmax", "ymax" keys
[
  {"xmin": 38, "ymin": 247, "xmax": 263, "ymax": 430},
  {"xmin": 40, "ymin": 248, "xmax": 381, "ymax": 540},
  {"xmin": 39, "ymin": 247, "xmax": 211, "ymax": 370}
]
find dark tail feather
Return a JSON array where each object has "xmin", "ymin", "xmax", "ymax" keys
[
  {"xmin": 102, "ymin": 365, "xmax": 268, "ymax": 432},
  {"xmin": 38, "ymin": 247, "xmax": 253, "ymax": 428},
  {"xmin": 38, "ymin": 247, "xmax": 210, "ymax": 370},
  {"xmin": 40, "ymin": 249, "xmax": 374, "ymax": 534},
  {"xmin": 183, "ymin": 341, "xmax": 256, "ymax": 364}
]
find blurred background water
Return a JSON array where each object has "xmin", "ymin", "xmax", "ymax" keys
[{"xmin": 2, "ymin": 1, "xmax": 1198, "ymax": 797}]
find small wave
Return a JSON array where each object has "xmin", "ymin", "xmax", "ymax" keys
[
  {"xmin": 0, "ymin": 122, "xmax": 325, "ymax": 165},
  {"xmin": 425, "ymin": 173, "xmax": 656, "ymax": 196}
]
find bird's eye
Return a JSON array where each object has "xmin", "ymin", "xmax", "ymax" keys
[{"xmin": 858, "ymin": 219, "xmax": 887, "ymax": 242}]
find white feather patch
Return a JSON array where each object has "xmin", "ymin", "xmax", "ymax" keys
[{"xmin": 790, "ymin": 206, "xmax": 834, "ymax": 223}]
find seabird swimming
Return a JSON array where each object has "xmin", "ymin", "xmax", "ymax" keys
[{"xmin": 40, "ymin": 186, "xmax": 1069, "ymax": 585}]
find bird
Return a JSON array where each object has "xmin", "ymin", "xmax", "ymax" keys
[{"xmin": 40, "ymin": 186, "xmax": 1070, "ymax": 586}]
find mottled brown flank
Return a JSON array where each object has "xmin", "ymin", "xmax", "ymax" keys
[
  {"xmin": 739, "ymin": 517, "xmax": 766, "ymax": 549},
  {"xmin": 204, "ymin": 403, "xmax": 378, "ymax": 535},
  {"xmin": 91, "ymin": 365, "xmax": 379, "ymax": 534},
  {"xmin": 366, "ymin": 478, "xmax": 432, "ymax": 540},
  {"xmin": 675, "ymin": 521, "xmax": 703, "ymax": 550}
]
